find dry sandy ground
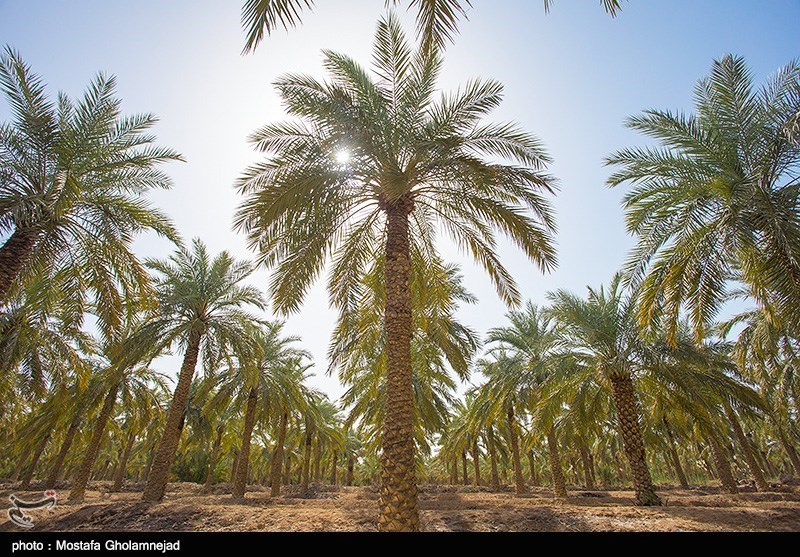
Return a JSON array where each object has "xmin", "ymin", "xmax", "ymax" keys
[{"xmin": 1, "ymin": 482, "xmax": 799, "ymax": 532}]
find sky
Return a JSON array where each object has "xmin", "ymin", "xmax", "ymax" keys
[{"xmin": 1, "ymin": 0, "xmax": 799, "ymax": 402}]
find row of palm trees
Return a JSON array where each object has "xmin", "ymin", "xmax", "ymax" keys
[{"xmin": 2, "ymin": 2, "xmax": 799, "ymax": 534}]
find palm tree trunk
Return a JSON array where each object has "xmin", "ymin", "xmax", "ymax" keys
[
  {"xmin": 143, "ymin": 329, "xmax": 202, "ymax": 502},
  {"xmin": 609, "ymin": 373, "xmax": 661, "ymax": 505},
  {"xmin": 68, "ymin": 383, "xmax": 119, "ymax": 502},
  {"xmin": 546, "ymin": 428, "xmax": 567, "ymax": 499},
  {"xmin": 471, "ymin": 438, "xmax": 481, "ymax": 487},
  {"xmin": 664, "ymin": 423, "xmax": 689, "ymax": 489},
  {"xmin": 461, "ymin": 450, "xmax": 469, "ymax": 485},
  {"xmin": 346, "ymin": 456, "xmax": 355, "ymax": 486},
  {"xmin": 21, "ymin": 432, "xmax": 51, "ymax": 489},
  {"xmin": 578, "ymin": 440, "xmax": 595, "ymax": 489},
  {"xmin": 232, "ymin": 387, "xmax": 258, "ymax": 499},
  {"xmin": 11, "ymin": 443, "xmax": 34, "ymax": 482},
  {"xmin": 203, "ymin": 425, "xmax": 225, "ymax": 493},
  {"xmin": 45, "ymin": 416, "xmax": 81, "ymax": 488},
  {"xmin": 112, "ymin": 430, "xmax": 136, "ymax": 492},
  {"xmin": 487, "ymin": 430, "xmax": 500, "ymax": 491},
  {"xmin": 313, "ymin": 441, "xmax": 322, "ymax": 483},
  {"xmin": 507, "ymin": 404, "xmax": 527, "ymax": 494},
  {"xmin": 377, "ymin": 198, "xmax": 419, "ymax": 532},
  {"xmin": 777, "ymin": 432, "xmax": 800, "ymax": 477},
  {"xmin": 301, "ymin": 427, "xmax": 313, "ymax": 492},
  {"xmin": 707, "ymin": 432, "xmax": 738, "ymax": 494},
  {"xmin": 527, "ymin": 450, "xmax": 539, "ymax": 487},
  {"xmin": 0, "ymin": 226, "xmax": 39, "ymax": 303},
  {"xmin": 724, "ymin": 403, "xmax": 768, "ymax": 491},
  {"xmin": 269, "ymin": 411, "xmax": 288, "ymax": 497},
  {"xmin": 142, "ymin": 444, "xmax": 157, "ymax": 484},
  {"xmin": 448, "ymin": 458, "xmax": 458, "ymax": 485},
  {"xmin": 331, "ymin": 452, "xmax": 338, "ymax": 486}
]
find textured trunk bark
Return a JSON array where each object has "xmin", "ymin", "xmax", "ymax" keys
[
  {"xmin": 68, "ymin": 383, "xmax": 119, "ymax": 502},
  {"xmin": 461, "ymin": 451, "xmax": 469, "ymax": 485},
  {"xmin": 664, "ymin": 423, "xmax": 689, "ymax": 489},
  {"xmin": 471, "ymin": 439, "xmax": 481, "ymax": 487},
  {"xmin": 20, "ymin": 432, "xmax": 51, "ymax": 489},
  {"xmin": 527, "ymin": 450, "xmax": 539, "ymax": 487},
  {"xmin": 203, "ymin": 425, "xmax": 224, "ymax": 492},
  {"xmin": 331, "ymin": 452, "xmax": 338, "ymax": 486},
  {"xmin": 724, "ymin": 403, "xmax": 768, "ymax": 491},
  {"xmin": 448, "ymin": 459, "xmax": 458, "ymax": 485},
  {"xmin": 112, "ymin": 430, "xmax": 136, "ymax": 492},
  {"xmin": 377, "ymin": 197, "xmax": 419, "ymax": 532},
  {"xmin": 707, "ymin": 432, "xmax": 739, "ymax": 494},
  {"xmin": 778, "ymin": 432, "xmax": 800, "ymax": 477},
  {"xmin": 346, "ymin": 456, "xmax": 355, "ymax": 486},
  {"xmin": 143, "ymin": 329, "xmax": 202, "ymax": 502},
  {"xmin": 0, "ymin": 226, "xmax": 39, "ymax": 303},
  {"xmin": 507, "ymin": 404, "xmax": 527, "ymax": 494},
  {"xmin": 578, "ymin": 441, "xmax": 595, "ymax": 489},
  {"xmin": 759, "ymin": 449, "xmax": 778, "ymax": 479},
  {"xmin": 546, "ymin": 428, "xmax": 567, "ymax": 499},
  {"xmin": 45, "ymin": 416, "xmax": 80, "ymax": 489},
  {"xmin": 142, "ymin": 445, "xmax": 156, "ymax": 484},
  {"xmin": 301, "ymin": 426, "xmax": 313, "ymax": 492},
  {"xmin": 487, "ymin": 430, "xmax": 500, "ymax": 491},
  {"xmin": 313, "ymin": 441, "xmax": 322, "ymax": 483},
  {"xmin": 269, "ymin": 411, "xmax": 288, "ymax": 497},
  {"xmin": 232, "ymin": 388, "xmax": 258, "ymax": 499},
  {"xmin": 609, "ymin": 373, "xmax": 661, "ymax": 505}
]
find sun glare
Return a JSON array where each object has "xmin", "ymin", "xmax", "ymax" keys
[{"xmin": 335, "ymin": 149, "xmax": 351, "ymax": 165}]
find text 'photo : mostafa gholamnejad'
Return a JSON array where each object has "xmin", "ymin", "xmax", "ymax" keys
[{"xmin": 53, "ymin": 540, "xmax": 181, "ymax": 552}]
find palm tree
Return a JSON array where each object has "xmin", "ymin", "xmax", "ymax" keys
[
  {"xmin": 241, "ymin": 0, "xmax": 623, "ymax": 53},
  {"xmin": 0, "ymin": 47, "xmax": 182, "ymax": 332},
  {"xmin": 606, "ymin": 55, "xmax": 800, "ymax": 340},
  {"xmin": 235, "ymin": 13, "xmax": 556, "ymax": 531},
  {"xmin": 209, "ymin": 321, "xmax": 310, "ymax": 499},
  {"xmin": 140, "ymin": 239, "xmax": 265, "ymax": 502},
  {"xmin": 547, "ymin": 275, "xmax": 662, "ymax": 505}
]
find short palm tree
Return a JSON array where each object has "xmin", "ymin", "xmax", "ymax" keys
[
  {"xmin": 140, "ymin": 239, "xmax": 265, "ymax": 502},
  {"xmin": 235, "ymin": 13, "xmax": 556, "ymax": 531},
  {"xmin": 0, "ymin": 47, "xmax": 181, "ymax": 332},
  {"xmin": 606, "ymin": 55, "xmax": 800, "ymax": 340}
]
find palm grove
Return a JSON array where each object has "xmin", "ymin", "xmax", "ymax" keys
[{"xmin": 2, "ymin": 1, "xmax": 800, "ymax": 533}]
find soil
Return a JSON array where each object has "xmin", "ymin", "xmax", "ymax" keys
[{"xmin": 1, "ymin": 482, "xmax": 799, "ymax": 532}]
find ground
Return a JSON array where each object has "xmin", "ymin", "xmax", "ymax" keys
[{"xmin": 1, "ymin": 482, "xmax": 799, "ymax": 532}]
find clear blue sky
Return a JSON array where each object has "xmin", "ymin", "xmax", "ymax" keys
[{"xmin": 1, "ymin": 0, "xmax": 799, "ymax": 399}]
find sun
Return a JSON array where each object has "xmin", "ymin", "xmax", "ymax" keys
[{"xmin": 335, "ymin": 149, "xmax": 351, "ymax": 165}]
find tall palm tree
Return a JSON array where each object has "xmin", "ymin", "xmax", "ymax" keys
[
  {"xmin": 547, "ymin": 275, "xmax": 662, "ymax": 505},
  {"xmin": 0, "ymin": 47, "xmax": 182, "ymax": 333},
  {"xmin": 235, "ymin": 13, "xmax": 556, "ymax": 531},
  {"xmin": 241, "ymin": 0, "xmax": 623, "ymax": 53},
  {"xmin": 140, "ymin": 239, "xmax": 265, "ymax": 502},
  {"xmin": 606, "ymin": 55, "xmax": 800, "ymax": 340}
]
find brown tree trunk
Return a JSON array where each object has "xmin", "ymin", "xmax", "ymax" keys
[
  {"xmin": 609, "ymin": 373, "xmax": 661, "ymax": 505},
  {"xmin": 664, "ymin": 423, "xmax": 689, "ymax": 489},
  {"xmin": 11, "ymin": 443, "xmax": 34, "ymax": 482},
  {"xmin": 461, "ymin": 450, "xmax": 469, "ymax": 485},
  {"xmin": 0, "ymin": 226, "xmax": 39, "ymax": 303},
  {"xmin": 203, "ymin": 425, "xmax": 225, "ymax": 492},
  {"xmin": 232, "ymin": 388, "xmax": 258, "ymax": 499},
  {"xmin": 331, "ymin": 452, "xmax": 338, "ymax": 486},
  {"xmin": 527, "ymin": 450, "xmax": 539, "ymax": 487},
  {"xmin": 578, "ymin": 441, "xmax": 595, "ymax": 489},
  {"xmin": 777, "ymin": 432, "xmax": 800, "ymax": 477},
  {"xmin": 507, "ymin": 404, "xmax": 527, "ymax": 494},
  {"xmin": 547, "ymin": 428, "xmax": 567, "ymax": 499},
  {"xmin": 142, "ymin": 330, "xmax": 202, "ymax": 502},
  {"xmin": 707, "ymin": 432, "xmax": 739, "ymax": 494},
  {"xmin": 471, "ymin": 438, "xmax": 481, "ymax": 487},
  {"xmin": 20, "ymin": 432, "xmax": 51, "ymax": 489},
  {"xmin": 269, "ymin": 411, "xmax": 288, "ymax": 497},
  {"xmin": 112, "ymin": 430, "xmax": 136, "ymax": 492},
  {"xmin": 45, "ymin": 416, "xmax": 80, "ymax": 489},
  {"xmin": 313, "ymin": 441, "xmax": 322, "ymax": 483},
  {"xmin": 301, "ymin": 426, "xmax": 313, "ymax": 492},
  {"xmin": 724, "ymin": 403, "xmax": 768, "ymax": 491},
  {"xmin": 346, "ymin": 456, "xmax": 355, "ymax": 486},
  {"xmin": 142, "ymin": 444, "xmax": 157, "ymax": 484},
  {"xmin": 377, "ymin": 198, "xmax": 419, "ymax": 532},
  {"xmin": 487, "ymin": 429, "xmax": 501, "ymax": 491},
  {"xmin": 68, "ymin": 383, "xmax": 119, "ymax": 502}
]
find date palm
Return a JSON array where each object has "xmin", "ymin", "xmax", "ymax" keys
[
  {"xmin": 140, "ymin": 239, "xmax": 265, "ymax": 502},
  {"xmin": 606, "ymin": 55, "xmax": 800, "ymax": 340},
  {"xmin": 241, "ymin": 0, "xmax": 623, "ymax": 53},
  {"xmin": 0, "ymin": 47, "xmax": 181, "ymax": 333},
  {"xmin": 235, "ymin": 13, "xmax": 556, "ymax": 531}
]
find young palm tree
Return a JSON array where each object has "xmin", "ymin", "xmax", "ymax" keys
[
  {"xmin": 606, "ymin": 55, "xmax": 800, "ymax": 340},
  {"xmin": 140, "ymin": 239, "xmax": 265, "ymax": 502},
  {"xmin": 0, "ymin": 48, "xmax": 181, "ymax": 332},
  {"xmin": 241, "ymin": 0, "xmax": 623, "ymax": 53},
  {"xmin": 235, "ymin": 13, "xmax": 556, "ymax": 531}
]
